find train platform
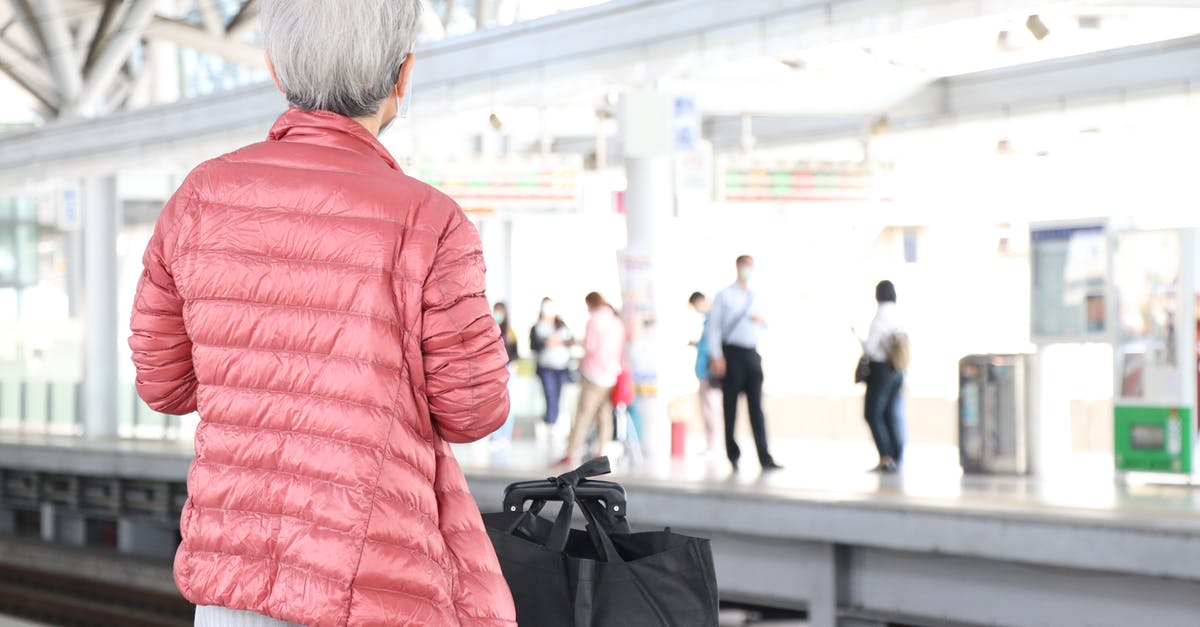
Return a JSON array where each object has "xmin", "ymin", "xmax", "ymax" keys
[{"xmin": 0, "ymin": 433, "xmax": 1197, "ymax": 625}]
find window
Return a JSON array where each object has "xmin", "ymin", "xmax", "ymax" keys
[{"xmin": 903, "ymin": 227, "xmax": 919, "ymax": 264}]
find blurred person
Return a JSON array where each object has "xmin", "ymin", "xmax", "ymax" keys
[
  {"xmin": 530, "ymin": 297, "xmax": 574, "ymax": 444},
  {"xmin": 490, "ymin": 302, "xmax": 520, "ymax": 447},
  {"xmin": 128, "ymin": 2, "xmax": 515, "ymax": 625},
  {"xmin": 861, "ymin": 280, "xmax": 908, "ymax": 473},
  {"xmin": 689, "ymin": 292, "xmax": 723, "ymax": 457},
  {"xmin": 558, "ymin": 292, "xmax": 626, "ymax": 465},
  {"xmin": 708, "ymin": 256, "xmax": 781, "ymax": 472}
]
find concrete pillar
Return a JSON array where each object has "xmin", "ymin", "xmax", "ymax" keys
[
  {"xmin": 83, "ymin": 175, "xmax": 119, "ymax": 439},
  {"xmin": 480, "ymin": 217, "xmax": 514, "ymax": 308},
  {"xmin": 117, "ymin": 518, "xmax": 178, "ymax": 559},
  {"xmin": 0, "ymin": 508, "xmax": 13, "ymax": 534},
  {"xmin": 619, "ymin": 91, "xmax": 675, "ymax": 464},
  {"xmin": 147, "ymin": 40, "xmax": 180, "ymax": 105},
  {"xmin": 1027, "ymin": 346, "xmax": 1073, "ymax": 479},
  {"xmin": 38, "ymin": 503, "xmax": 84, "ymax": 545}
]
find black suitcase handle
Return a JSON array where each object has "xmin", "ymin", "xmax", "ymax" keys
[{"xmin": 502, "ymin": 478, "xmax": 627, "ymax": 519}]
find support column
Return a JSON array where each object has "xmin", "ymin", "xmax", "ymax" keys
[
  {"xmin": 83, "ymin": 175, "xmax": 119, "ymax": 439},
  {"xmin": 1027, "ymin": 346, "xmax": 1073, "ymax": 479},
  {"xmin": 619, "ymin": 91, "xmax": 674, "ymax": 464},
  {"xmin": 117, "ymin": 518, "xmax": 178, "ymax": 559},
  {"xmin": 480, "ymin": 217, "xmax": 513, "ymax": 308}
]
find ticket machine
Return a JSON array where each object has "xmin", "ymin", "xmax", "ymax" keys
[{"xmin": 1111, "ymin": 228, "xmax": 1200, "ymax": 478}]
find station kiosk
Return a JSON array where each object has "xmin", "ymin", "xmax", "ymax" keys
[
  {"xmin": 1110, "ymin": 228, "xmax": 1200, "ymax": 479},
  {"xmin": 1025, "ymin": 221, "xmax": 1111, "ymax": 477}
]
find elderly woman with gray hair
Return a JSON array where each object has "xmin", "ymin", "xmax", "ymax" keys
[{"xmin": 128, "ymin": 1, "xmax": 515, "ymax": 625}]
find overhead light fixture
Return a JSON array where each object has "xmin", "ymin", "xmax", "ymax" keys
[
  {"xmin": 1026, "ymin": 14, "xmax": 1050, "ymax": 41},
  {"xmin": 996, "ymin": 30, "xmax": 1014, "ymax": 51},
  {"xmin": 869, "ymin": 116, "xmax": 890, "ymax": 137},
  {"xmin": 1078, "ymin": 15, "xmax": 1101, "ymax": 30},
  {"xmin": 778, "ymin": 58, "xmax": 806, "ymax": 71}
]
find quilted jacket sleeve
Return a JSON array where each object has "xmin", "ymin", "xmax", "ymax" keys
[
  {"xmin": 129, "ymin": 191, "xmax": 197, "ymax": 415},
  {"xmin": 421, "ymin": 207, "xmax": 510, "ymax": 444}
]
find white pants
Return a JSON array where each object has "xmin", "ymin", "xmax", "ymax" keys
[
  {"xmin": 195, "ymin": 606, "xmax": 303, "ymax": 627},
  {"xmin": 698, "ymin": 378, "xmax": 724, "ymax": 453}
]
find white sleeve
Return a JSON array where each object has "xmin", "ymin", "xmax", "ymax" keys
[{"xmin": 864, "ymin": 314, "xmax": 886, "ymax": 360}]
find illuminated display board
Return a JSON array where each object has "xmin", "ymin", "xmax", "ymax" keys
[
  {"xmin": 408, "ymin": 160, "xmax": 582, "ymax": 213},
  {"xmin": 718, "ymin": 164, "xmax": 890, "ymax": 203}
]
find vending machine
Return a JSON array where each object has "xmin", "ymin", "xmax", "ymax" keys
[{"xmin": 1111, "ymin": 228, "xmax": 1200, "ymax": 478}]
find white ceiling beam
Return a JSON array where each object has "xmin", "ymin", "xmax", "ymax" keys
[
  {"xmin": 6, "ymin": 0, "xmax": 49, "ymax": 58},
  {"xmin": 0, "ymin": 35, "xmax": 59, "ymax": 113},
  {"xmin": 476, "ymin": 0, "xmax": 494, "ymax": 30},
  {"xmin": 420, "ymin": 0, "xmax": 447, "ymax": 41},
  {"xmin": 30, "ymin": 0, "xmax": 84, "ymax": 107},
  {"xmin": 225, "ymin": 0, "xmax": 259, "ymax": 39},
  {"xmin": 74, "ymin": 0, "xmax": 157, "ymax": 116},
  {"xmin": 195, "ymin": 0, "xmax": 225, "ymax": 36},
  {"xmin": 84, "ymin": 0, "xmax": 122, "ymax": 73},
  {"xmin": 143, "ymin": 16, "xmax": 265, "ymax": 68}
]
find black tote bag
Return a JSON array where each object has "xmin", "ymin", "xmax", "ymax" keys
[{"xmin": 483, "ymin": 458, "xmax": 719, "ymax": 627}]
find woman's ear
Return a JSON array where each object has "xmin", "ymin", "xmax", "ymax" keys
[{"xmin": 394, "ymin": 54, "xmax": 416, "ymax": 100}]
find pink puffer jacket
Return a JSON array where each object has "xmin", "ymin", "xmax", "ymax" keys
[{"xmin": 129, "ymin": 109, "xmax": 514, "ymax": 626}]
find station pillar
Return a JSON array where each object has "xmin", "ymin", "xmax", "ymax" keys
[
  {"xmin": 619, "ymin": 91, "xmax": 675, "ymax": 464},
  {"xmin": 83, "ymin": 175, "xmax": 120, "ymax": 439}
]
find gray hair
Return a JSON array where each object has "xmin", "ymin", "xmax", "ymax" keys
[{"xmin": 260, "ymin": 0, "xmax": 422, "ymax": 118}]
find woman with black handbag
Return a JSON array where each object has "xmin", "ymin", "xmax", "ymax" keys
[{"xmin": 860, "ymin": 280, "xmax": 909, "ymax": 473}]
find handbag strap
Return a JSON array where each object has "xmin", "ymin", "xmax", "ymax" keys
[
  {"xmin": 720, "ymin": 291, "xmax": 755, "ymax": 345},
  {"xmin": 546, "ymin": 458, "xmax": 624, "ymax": 562}
]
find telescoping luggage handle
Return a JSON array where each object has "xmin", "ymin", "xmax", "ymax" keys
[
  {"xmin": 502, "ymin": 458, "xmax": 627, "ymax": 521},
  {"xmin": 501, "ymin": 458, "xmax": 627, "ymax": 562}
]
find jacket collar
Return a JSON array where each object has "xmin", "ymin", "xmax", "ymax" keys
[{"xmin": 268, "ymin": 108, "xmax": 400, "ymax": 171}]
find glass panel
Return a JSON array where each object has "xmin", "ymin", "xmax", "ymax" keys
[{"xmin": 0, "ymin": 194, "xmax": 82, "ymax": 436}]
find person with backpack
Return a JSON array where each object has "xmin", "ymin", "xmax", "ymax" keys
[{"xmin": 861, "ymin": 280, "xmax": 909, "ymax": 473}]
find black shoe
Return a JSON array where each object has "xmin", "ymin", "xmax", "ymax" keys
[
  {"xmin": 881, "ymin": 460, "xmax": 899, "ymax": 474},
  {"xmin": 761, "ymin": 461, "xmax": 784, "ymax": 472}
]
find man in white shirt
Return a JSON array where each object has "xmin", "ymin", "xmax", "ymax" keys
[{"xmin": 707, "ymin": 256, "xmax": 781, "ymax": 472}]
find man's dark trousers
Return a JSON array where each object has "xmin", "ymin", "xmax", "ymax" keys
[{"xmin": 721, "ymin": 344, "xmax": 774, "ymax": 468}]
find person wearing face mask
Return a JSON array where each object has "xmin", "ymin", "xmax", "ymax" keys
[
  {"xmin": 530, "ymin": 298, "xmax": 574, "ymax": 444},
  {"xmin": 128, "ymin": 2, "xmax": 515, "ymax": 626},
  {"xmin": 707, "ymin": 255, "xmax": 782, "ymax": 473}
]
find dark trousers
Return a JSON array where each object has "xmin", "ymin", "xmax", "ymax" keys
[
  {"xmin": 537, "ymin": 367, "xmax": 570, "ymax": 425},
  {"xmin": 721, "ymin": 345, "xmax": 774, "ymax": 466},
  {"xmin": 865, "ymin": 361, "xmax": 905, "ymax": 462}
]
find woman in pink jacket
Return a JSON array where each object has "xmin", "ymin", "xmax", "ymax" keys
[{"xmin": 128, "ymin": 2, "xmax": 513, "ymax": 625}]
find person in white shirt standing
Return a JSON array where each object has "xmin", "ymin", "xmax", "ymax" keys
[
  {"xmin": 708, "ymin": 256, "xmax": 781, "ymax": 472},
  {"xmin": 862, "ymin": 280, "xmax": 908, "ymax": 473},
  {"xmin": 559, "ymin": 292, "xmax": 626, "ymax": 465}
]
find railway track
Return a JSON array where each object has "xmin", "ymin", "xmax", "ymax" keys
[{"xmin": 0, "ymin": 562, "xmax": 193, "ymax": 627}]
